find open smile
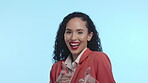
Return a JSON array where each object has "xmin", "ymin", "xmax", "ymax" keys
[{"xmin": 69, "ymin": 42, "xmax": 80, "ymax": 50}]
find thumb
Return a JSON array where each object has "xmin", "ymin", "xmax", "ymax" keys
[
  {"xmin": 62, "ymin": 62, "xmax": 67, "ymax": 70},
  {"xmin": 56, "ymin": 62, "xmax": 67, "ymax": 82},
  {"xmin": 85, "ymin": 67, "xmax": 91, "ymax": 75},
  {"xmin": 60, "ymin": 62, "xmax": 67, "ymax": 75}
]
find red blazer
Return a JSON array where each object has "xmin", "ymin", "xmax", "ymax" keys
[{"xmin": 50, "ymin": 49, "xmax": 116, "ymax": 83}]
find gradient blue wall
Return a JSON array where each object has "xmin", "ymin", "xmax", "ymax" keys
[{"xmin": 0, "ymin": 0, "xmax": 148, "ymax": 83}]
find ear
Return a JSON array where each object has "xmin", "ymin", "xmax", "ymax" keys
[{"xmin": 87, "ymin": 32, "xmax": 93, "ymax": 41}]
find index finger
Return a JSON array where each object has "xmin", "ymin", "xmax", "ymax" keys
[
  {"xmin": 61, "ymin": 73, "xmax": 72, "ymax": 78},
  {"xmin": 85, "ymin": 67, "xmax": 91, "ymax": 75}
]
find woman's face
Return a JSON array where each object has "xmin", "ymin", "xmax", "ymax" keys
[{"xmin": 64, "ymin": 17, "xmax": 93, "ymax": 60}]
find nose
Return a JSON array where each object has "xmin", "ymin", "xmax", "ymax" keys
[{"xmin": 71, "ymin": 32, "xmax": 77, "ymax": 41}]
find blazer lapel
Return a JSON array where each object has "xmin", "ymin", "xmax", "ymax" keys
[{"xmin": 70, "ymin": 48, "xmax": 92, "ymax": 82}]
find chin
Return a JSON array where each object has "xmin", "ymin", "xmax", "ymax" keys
[
  {"xmin": 70, "ymin": 49, "xmax": 82, "ymax": 56},
  {"xmin": 71, "ymin": 51, "xmax": 79, "ymax": 55}
]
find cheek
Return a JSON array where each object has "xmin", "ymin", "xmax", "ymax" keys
[
  {"xmin": 79, "ymin": 35, "xmax": 88, "ymax": 41},
  {"xmin": 64, "ymin": 34, "xmax": 67, "ymax": 41},
  {"xmin": 64, "ymin": 34, "xmax": 68, "ymax": 40},
  {"xmin": 64, "ymin": 36, "xmax": 69, "ymax": 47},
  {"xmin": 64, "ymin": 34, "xmax": 70, "ymax": 42}
]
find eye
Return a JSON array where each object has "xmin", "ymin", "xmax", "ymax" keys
[
  {"xmin": 66, "ymin": 31, "xmax": 72, "ymax": 34},
  {"xmin": 78, "ymin": 31, "xmax": 83, "ymax": 34}
]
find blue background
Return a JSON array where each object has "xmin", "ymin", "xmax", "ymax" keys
[{"xmin": 0, "ymin": 0, "xmax": 148, "ymax": 83}]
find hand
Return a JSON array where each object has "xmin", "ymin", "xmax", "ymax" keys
[
  {"xmin": 56, "ymin": 62, "xmax": 72, "ymax": 83},
  {"xmin": 79, "ymin": 67, "xmax": 96, "ymax": 83}
]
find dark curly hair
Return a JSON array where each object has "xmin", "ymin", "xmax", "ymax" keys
[{"xmin": 53, "ymin": 12, "xmax": 103, "ymax": 63}]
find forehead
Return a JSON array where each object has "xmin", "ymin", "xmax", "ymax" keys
[{"xmin": 66, "ymin": 17, "xmax": 87, "ymax": 30}]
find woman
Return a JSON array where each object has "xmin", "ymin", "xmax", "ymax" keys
[{"xmin": 50, "ymin": 12, "xmax": 116, "ymax": 83}]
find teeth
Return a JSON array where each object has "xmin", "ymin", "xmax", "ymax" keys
[{"xmin": 70, "ymin": 43, "xmax": 79, "ymax": 46}]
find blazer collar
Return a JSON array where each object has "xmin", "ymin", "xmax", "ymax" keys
[{"xmin": 79, "ymin": 48, "xmax": 92, "ymax": 64}]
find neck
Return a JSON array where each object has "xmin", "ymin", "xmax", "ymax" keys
[
  {"xmin": 70, "ymin": 54, "xmax": 78, "ymax": 62},
  {"xmin": 72, "ymin": 54, "xmax": 78, "ymax": 61},
  {"xmin": 71, "ymin": 48, "xmax": 87, "ymax": 62}
]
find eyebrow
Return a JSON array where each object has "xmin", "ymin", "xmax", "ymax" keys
[
  {"xmin": 65, "ymin": 28, "xmax": 84, "ymax": 31},
  {"xmin": 65, "ymin": 28, "xmax": 71, "ymax": 31}
]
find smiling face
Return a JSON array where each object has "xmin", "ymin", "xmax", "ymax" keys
[{"xmin": 64, "ymin": 17, "xmax": 93, "ymax": 60}]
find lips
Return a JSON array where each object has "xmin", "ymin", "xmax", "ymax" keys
[{"xmin": 69, "ymin": 42, "xmax": 80, "ymax": 50}]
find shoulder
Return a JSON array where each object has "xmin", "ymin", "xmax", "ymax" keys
[
  {"xmin": 50, "ymin": 60, "xmax": 65, "ymax": 76},
  {"xmin": 90, "ymin": 51, "xmax": 109, "ymax": 59},
  {"xmin": 89, "ymin": 51, "xmax": 111, "ymax": 63},
  {"xmin": 51, "ymin": 60, "xmax": 65, "ymax": 69}
]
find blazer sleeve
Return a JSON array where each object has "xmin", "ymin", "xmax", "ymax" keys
[
  {"xmin": 49, "ymin": 64, "xmax": 55, "ymax": 83},
  {"xmin": 94, "ymin": 52, "xmax": 116, "ymax": 83},
  {"xmin": 49, "ymin": 61, "xmax": 63, "ymax": 83}
]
